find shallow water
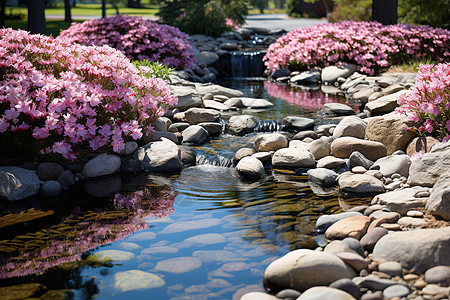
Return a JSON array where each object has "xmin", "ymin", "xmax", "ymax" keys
[{"xmin": 0, "ymin": 80, "xmax": 369, "ymax": 299}]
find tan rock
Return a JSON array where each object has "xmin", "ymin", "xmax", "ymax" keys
[
  {"xmin": 406, "ymin": 136, "xmax": 440, "ymax": 157},
  {"xmin": 331, "ymin": 137, "xmax": 387, "ymax": 161},
  {"xmin": 325, "ymin": 215, "xmax": 371, "ymax": 240}
]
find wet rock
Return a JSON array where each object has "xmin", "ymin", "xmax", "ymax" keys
[
  {"xmin": 141, "ymin": 246, "xmax": 178, "ymax": 254},
  {"xmin": 372, "ymin": 187, "xmax": 428, "ymax": 215},
  {"xmin": 40, "ymin": 180, "xmax": 61, "ymax": 196},
  {"xmin": 57, "ymin": 170, "xmax": 75, "ymax": 188},
  {"xmin": 307, "ymin": 168, "xmax": 338, "ymax": 187},
  {"xmin": 331, "ymin": 137, "xmax": 387, "ymax": 161},
  {"xmin": 179, "ymin": 146, "xmax": 196, "ymax": 168},
  {"xmin": 114, "ymin": 270, "xmax": 165, "ymax": 291},
  {"xmin": 235, "ymin": 156, "xmax": 265, "ymax": 180},
  {"xmin": 128, "ymin": 232, "xmax": 156, "ymax": 241},
  {"xmin": 372, "ymin": 227, "xmax": 450, "ymax": 273},
  {"xmin": 333, "ymin": 116, "xmax": 367, "ymax": 139},
  {"xmin": 0, "ymin": 283, "xmax": 47, "ymax": 300},
  {"xmin": 315, "ymin": 212, "xmax": 362, "ymax": 233},
  {"xmin": 135, "ymin": 138, "xmax": 182, "ymax": 173},
  {"xmin": 330, "ymin": 278, "xmax": 362, "ymax": 300},
  {"xmin": 82, "ymin": 154, "xmax": 121, "ymax": 178},
  {"xmin": 193, "ymin": 250, "xmax": 243, "ymax": 262},
  {"xmin": 322, "ymin": 103, "xmax": 356, "ymax": 116},
  {"xmin": 263, "ymin": 249, "xmax": 356, "ymax": 293},
  {"xmin": 87, "ymin": 250, "xmax": 135, "ymax": 263},
  {"xmin": 184, "ymin": 107, "xmax": 220, "ymax": 124},
  {"xmin": 254, "ymin": 133, "xmax": 289, "ymax": 152},
  {"xmin": 371, "ymin": 155, "xmax": 410, "ymax": 178},
  {"xmin": 309, "ymin": 137, "xmax": 331, "ymax": 160},
  {"xmin": 282, "ymin": 116, "xmax": 315, "ymax": 131},
  {"xmin": 0, "ymin": 166, "xmax": 41, "ymax": 201},
  {"xmin": 325, "ymin": 215, "xmax": 371, "ymax": 240},
  {"xmin": 338, "ymin": 173, "xmax": 385, "ymax": 195},
  {"xmin": 37, "ymin": 162, "xmax": 64, "ymax": 181},
  {"xmin": 365, "ymin": 112, "xmax": 416, "ymax": 155},
  {"xmin": 426, "ymin": 173, "xmax": 450, "ymax": 220},
  {"xmin": 182, "ymin": 125, "xmax": 209, "ymax": 145},
  {"xmin": 120, "ymin": 158, "xmax": 140, "ymax": 173},
  {"xmin": 292, "ymin": 130, "xmax": 319, "ymax": 140},
  {"xmin": 321, "ymin": 64, "xmax": 358, "ymax": 84},
  {"xmin": 172, "ymin": 86, "xmax": 203, "ymax": 110},
  {"xmin": 154, "ymin": 256, "xmax": 202, "ymax": 274},
  {"xmin": 240, "ymin": 97, "xmax": 274, "ymax": 109},
  {"xmin": 290, "ymin": 70, "xmax": 321, "ymax": 85},
  {"xmin": 360, "ymin": 227, "xmax": 388, "ymax": 252},
  {"xmin": 198, "ymin": 122, "xmax": 222, "ymax": 136},
  {"xmin": 83, "ymin": 174, "xmax": 121, "ymax": 197},
  {"xmin": 169, "ymin": 122, "xmax": 190, "ymax": 132},
  {"xmin": 425, "ymin": 266, "xmax": 450, "ymax": 286},
  {"xmin": 276, "ymin": 289, "xmax": 302, "ymax": 299},
  {"xmin": 232, "ymin": 148, "xmax": 256, "ymax": 165},
  {"xmin": 117, "ymin": 242, "xmax": 142, "ymax": 251},
  {"xmin": 272, "ymin": 148, "xmax": 315, "ymax": 169},
  {"xmin": 196, "ymin": 51, "xmax": 219, "ymax": 66},
  {"xmin": 141, "ymin": 130, "xmax": 179, "ymax": 145},
  {"xmin": 228, "ymin": 115, "xmax": 258, "ymax": 136},
  {"xmin": 179, "ymin": 233, "xmax": 226, "ymax": 248},
  {"xmin": 298, "ymin": 286, "xmax": 356, "ymax": 300},
  {"xmin": 160, "ymin": 218, "xmax": 221, "ymax": 234}
]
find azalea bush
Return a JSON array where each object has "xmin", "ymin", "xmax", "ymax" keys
[
  {"xmin": 397, "ymin": 63, "xmax": 450, "ymax": 142},
  {"xmin": 264, "ymin": 21, "xmax": 450, "ymax": 75},
  {"xmin": 57, "ymin": 15, "xmax": 195, "ymax": 69},
  {"xmin": 0, "ymin": 29, "xmax": 177, "ymax": 161}
]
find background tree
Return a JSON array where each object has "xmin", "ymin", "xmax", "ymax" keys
[
  {"xmin": 28, "ymin": 0, "xmax": 46, "ymax": 34},
  {"xmin": 286, "ymin": 0, "xmax": 305, "ymax": 17},
  {"xmin": 128, "ymin": 0, "xmax": 141, "ymax": 7},
  {"xmin": 102, "ymin": 0, "xmax": 106, "ymax": 17},
  {"xmin": 64, "ymin": 0, "xmax": 72, "ymax": 22},
  {"xmin": 0, "ymin": 0, "xmax": 6, "ymax": 28},
  {"xmin": 372, "ymin": 0, "xmax": 397, "ymax": 24},
  {"xmin": 399, "ymin": 0, "xmax": 449, "ymax": 29},
  {"xmin": 250, "ymin": 0, "xmax": 268, "ymax": 13}
]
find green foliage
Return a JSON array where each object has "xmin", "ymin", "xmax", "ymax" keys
[
  {"xmin": 132, "ymin": 59, "xmax": 174, "ymax": 82},
  {"xmin": 328, "ymin": 0, "xmax": 372, "ymax": 22},
  {"xmin": 157, "ymin": 0, "xmax": 249, "ymax": 36},
  {"xmin": 250, "ymin": 0, "xmax": 268, "ymax": 13},
  {"xmin": 285, "ymin": 0, "xmax": 304, "ymax": 17},
  {"xmin": 398, "ymin": 0, "xmax": 450, "ymax": 29}
]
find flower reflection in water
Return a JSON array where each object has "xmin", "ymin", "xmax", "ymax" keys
[{"xmin": 0, "ymin": 186, "xmax": 176, "ymax": 279}]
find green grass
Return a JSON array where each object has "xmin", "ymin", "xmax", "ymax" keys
[
  {"xmin": 4, "ymin": 19, "xmax": 83, "ymax": 37},
  {"xmin": 386, "ymin": 57, "xmax": 437, "ymax": 73}
]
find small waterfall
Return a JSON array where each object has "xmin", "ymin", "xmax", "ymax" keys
[
  {"xmin": 254, "ymin": 120, "xmax": 284, "ymax": 132},
  {"xmin": 196, "ymin": 154, "xmax": 233, "ymax": 168},
  {"xmin": 230, "ymin": 50, "xmax": 266, "ymax": 78}
]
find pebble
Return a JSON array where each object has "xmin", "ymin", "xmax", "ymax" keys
[
  {"xmin": 422, "ymin": 284, "xmax": 450, "ymax": 297},
  {"xmin": 361, "ymin": 290, "xmax": 383, "ymax": 300},
  {"xmin": 352, "ymin": 166, "xmax": 367, "ymax": 173},
  {"xmin": 397, "ymin": 217, "xmax": 427, "ymax": 227},
  {"xmin": 406, "ymin": 210, "xmax": 424, "ymax": 217},
  {"xmin": 378, "ymin": 261, "xmax": 402, "ymax": 277},
  {"xmin": 380, "ymin": 223, "xmax": 401, "ymax": 230},
  {"xmin": 383, "ymin": 284, "xmax": 410, "ymax": 298},
  {"xmin": 414, "ymin": 279, "xmax": 427, "ymax": 289},
  {"xmin": 424, "ymin": 265, "xmax": 450, "ymax": 286},
  {"xmin": 403, "ymin": 274, "xmax": 419, "ymax": 281}
]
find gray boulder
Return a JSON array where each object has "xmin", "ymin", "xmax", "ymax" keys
[
  {"xmin": 372, "ymin": 154, "xmax": 410, "ymax": 178},
  {"xmin": 172, "ymin": 86, "xmax": 203, "ymax": 110},
  {"xmin": 182, "ymin": 125, "xmax": 209, "ymax": 145},
  {"xmin": 317, "ymin": 156, "xmax": 347, "ymax": 170},
  {"xmin": 307, "ymin": 168, "xmax": 338, "ymax": 187},
  {"xmin": 272, "ymin": 148, "xmax": 315, "ymax": 169},
  {"xmin": 184, "ymin": 108, "xmax": 220, "ymax": 125},
  {"xmin": 240, "ymin": 97, "xmax": 274, "ymax": 109},
  {"xmin": 321, "ymin": 64, "xmax": 358, "ymax": 84},
  {"xmin": 373, "ymin": 227, "xmax": 450, "ymax": 273},
  {"xmin": 408, "ymin": 142, "xmax": 450, "ymax": 186},
  {"xmin": 426, "ymin": 173, "xmax": 450, "ymax": 220},
  {"xmin": 333, "ymin": 116, "xmax": 367, "ymax": 139},
  {"xmin": 234, "ymin": 156, "xmax": 265, "ymax": 180},
  {"xmin": 254, "ymin": 133, "xmax": 288, "ymax": 152},
  {"xmin": 195, "ymin": 83, "xmax": 244, "ymax": 98},
  {"xmin": 37, "ymin": 162, "xmax": 64, "ymax": 181},
  {"xmin": 338, "ymin": 173, "xmax": 385, "ymax": 195},
  {"xmin": 282, "ymin": 116, "xmax": 315, "ymax": 131},
  {"xmin": 135, "ymin": 138, "xmax": 182, "ymax": 173},
  {"xmin": 298, "ymin": 286, "xmax": 356, "ymax": 300},
  {"xmin": 331, "ymin": 137, "xmax": 387, "ymax": 161},
  {"xmin": 82, "ymin": 154, "xmax": 121, "ymax": 178},
  {"xmin": 0, "ymin": 166, "xmax": 40, "ymax": 201},
  {"xmin": 322, "ymin": 103, "xmax": 356, "ymax": 116},
  {"xmin": 40, "ymin": 180, "xmax": 61, "ymax": 196},
  {"xmin": 263, "ymin": 249, "xmax": 356, "ymax": 293},
  {"xmin": 364, "ymin": 90, "xmax": 408, "ymax": 116},
  {"xmin": 228, "ymin": 115, "xmax": 258, "ymax": 136},
  {"xmin": 371, "ymin": 187, "xmax": 428, "ymax": 215},
  {"xmin": 309, "ymin": 137, "xmax": 331, "ymax": 160}
]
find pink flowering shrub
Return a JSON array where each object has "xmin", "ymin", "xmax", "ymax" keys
[
  {"xmin": 264, "ymin": 21, "xmax": 450, "ymax": 75},
  {"xmin": 57, "ymin": 15, "xmax": 195, "ymax": 70},
  {"xmin": 397, "ymin": 63, "xmax": 450, "ymax": 141},
  {"xmin": 0, "ymin": 29, "xmax": 177, "ymax": 160}
]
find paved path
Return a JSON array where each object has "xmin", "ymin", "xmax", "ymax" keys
[{"xmin": 46, "ymin": 13, "xmax": 327, "ymax": 32}]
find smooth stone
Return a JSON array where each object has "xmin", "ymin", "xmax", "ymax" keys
[
  {"xmin": 372, "ymin": 227, "xmax": 450, "ymax": 273},
  {"xmin": 276, "ymin": 289, "xmax": 302, "ymax": 299},
  {"xmin": 321, "ymin": 64, "xmax": 358, "ymax": 84},
  {"xmin": 378, "ymin": 261, "xmax": 403, "ymax": 277},
  {"xmin": 426, "ymin": 173, "xmax": 450, "ymax": 220},
  {"xmin": 263, "ymin": 249, "xmax": 356, "ymax": 293},
  {"xmin": 254, "ymin": 133, "xmax": 288, "ymax": 152},
  {"xmin": 83, "ymin": 175, "xmax": 121, "ymax": 197},
  {"xmin": 120, "ymin": 158, "xmax": 140, "ymax": 173},
  {"xmin": 331, "ymin": 137, "xmax": 387, "ymax": 161},
  {"xmin": 317, "ymin": 156, "xmax": 346, "ymax": 170},
  {"xmin": 364, "ymin": 90, "xmax": 407, "ymax": 116},
  {"xmin": 232, "ymin": 147, "xmax": 256, "ymax": 165},
  {"xmin": 195, "ymin": 83, "xmax": 244, "ymax": 98},
  {"xmin": 360, "ymin": 227, "xmax": 388, "ymax": 252},
  {"xmin": 290, "ymin": 70, "xmax": 320, "ymax": 85},
  {"xmin": 353, "ymin": 275, "xmax": 405, "ymax": 290},
  {"xmin": 360, "ymin": 290, "xmax": 383, "ymax": 300},
  {"xmin": 349, "ymin": 151, "xmax": 374, "ymax": 170},
  {"xmin": 40, "ymin": 180, "xmax": 61, "ymax": 196},
  {"xmin": 135, "ymin": 138, "xmax": 182, "ymax": 173},
  {"xmin": 342, "ymin": 237, "xmax": 365, "ymax": 256},
  {"xmin": 371, "ymin": 155, "xmax": 410, "ymax": 178},
  {"xmin": 114, "ymin": 270, "xmax": 165, "ymax": 292},
  {"xmin": 292, "ymin": 130, "xmax": 319, "ymax": 140},
  {"xmin": 82, "ymin": 154, "xmax": 121, "ymax": 178},
  {"xmin": 182, "ymin": 125, "xmax": 209, "ymax": 145},
  {"xmin": 324, "ymin": 240, "xmax": 359, "ymax": 256},
  {"xmin": 383, "ymin": 284, "xmax": 410, "ymax": 298},
  {"xmin": 57, "ymin": 170, "xmax": 75, "ymax": 187},
  {"xmin": 252, "ymin": 152, "xmax": 272, "ymax": 163},
  {"xmin": 235, "ymin": 156, "xmax": 265, "ymax": 180},
  {"xmin": 330, "ymin": 278, "xmax": 362, "ymax": 300},
  {"xmin": 203, "ymin": 99, "xmax": 229, "ymax": 111},
  {"xmin": 160, "ymin": 218, "xmax": 221, "ymax": 234},
  {"xmin": 117, "ymin": 242, "xmax": 142, "ymax": 251},
  {"xmin": 141, "ymin": 130, "xmax": 179, "ymax": 144},
  {"xmin": 37, "ymin": 162, "xmax": 64, "ymax": 181},
  {"xmin": 184, "ymin": 107, "xmax": 220, "ymax": 125},
  {"xmin": 141, "ymin": 246, "xmax": 178, "ymax": 254},
  {"xmin": 193, "ymin": 250, "xmax": 242, "ymax": 263},
  {"xmin": 178, "ymin": 233, "xmax": 226, "ymax": 248},
  {"xmin": 322, "ymin": 103, "xmax": 356, "ymax": 116},
  {"xmin": 272, "ymin": 148, "xmax": 316, "ymax": 169},
  {"xmin": 224, "ymin": 97, "xmax": 244, "ymax": 109},
  {"xmin": 86, "ymin": 250, "xmax": 135, "ymax": 263},
  {"xmin": 424, "ymin": 266, "xmax": 450, "ymax": 286},
  {"xmin": 169, "ymin": 122, "xmax": 190, "ymax": 132},
  {"xmin": 406, "ymin": 210, "xmax": 423, "ymax": 217},
  {"xmin": 128, "ymin": 232, "xmax": 156, "ymax": 241},
  {"xmin": 0, "ymin": 167, "xmax": 40, "ymax": 201},
  {"xmin": 172, "ymin": 86, "xmax": 203, "ymax": 110},
  {"xmin": 336, "ymin": 252, "xmax": 369, "ymax": 272},
  {"xmin": 298, "ymin": 286, "xmax": 356, "ymax": 300},
  {"xmin": 282, "ymin": 116, "xmax": 315, "ymax": 131},
  {"xmin": 371, "ymin": 187, "xmax": 428, "ymax": 215},
  {"xmin": 307, "ymin": 168, "xmax": 338, "ymax": 187},
  {"xmin": 240, "ymin": 97, "xmax": 274, "ymax": 109},
  {"xmin": 152, "ymin": 117, "xmax": 169, "ymax": 131},
  {"xmin": 338, "ymin": 173, "xmax": 385, "ymax": 195},
  {"xmin": 397, "ymin": 216, "xmax": 427, "ymax": 227},
  {"xmin": 196, "ymin": 51, "xmax": 219, "ymax": 66},
  {"xmin": 380, "ymin": 223, "xmax": 401, "ymax": 230},
  {"xmin": 365, "ymin": 112, "xmax": 416, "ymax": 155},
  {"xmin": 325, "ymin": 215, "xmax": 371, "ymax": 240},
  {"xmin": 369, "ymin": 210, "xmax": 400, "ymax": 223},
  {"xmin": 221, "ymin": 262, "xmax": 250, "ymax": 272},
  {"xmin": 154, "ymin": 257, "xmax": 202, "ymax": 273},
  {"xmin": 309, "ymin": 138, "xmax": 331, "ymax": 160},
  {"xmin": 228, "ymin": 115, "xmax": 258, "ymax": 136},
  {"xmin": 333, "ymin": 116, "xmax": 367, "ymax": 139},
  {"xmin": 351, "ymin": 166, "xmax": 367, "ymax": 174},
  {"xmin": 315, "ymin": 212, "xmax": 362, "ymax": 233},
  {"xmin": 421, "ymin": 284, "xmax": 450, "ymax": 297},
  {"xmin": 240, "ymin": 292, "xmax": 280, "ymax": 300}
]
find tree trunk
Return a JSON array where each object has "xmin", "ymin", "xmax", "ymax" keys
[
  {"xmin": 260, "ymin": 7, "xmax": 264, "ymax": 14},
  {"xmin": 0, "ymin": 0, "xmax": 6, "ymax": 28},
  {"xmin": 64, "ymin": 0, "xmax": 72, "ymax": 22},
  {"xmin": 128, "ymin": 0, "xmax": 141, "ymax": 8},
  {"xmin": 372, "ymin": 0, "xmax": 398, "ymax": 25},
  {"xmin": 28, "ymin": 0, "xmax": 46, "ymax": 35},
  {"xmin": 102, "ymin": 0, "xmax": 106, "ymax": 18}
]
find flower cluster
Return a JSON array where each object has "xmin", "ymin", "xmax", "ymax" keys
[
  {"xmin": 264, "ymin": 21, "xmax": 450, "ymax": 75},
  {"xmin": 397, "ymin": 63, "xmax": 450, "ymax": 141},
  {"xmin": 57, "ymin": 15, "xmax": 196, "ymax": 69},
  {"xmin": 0, "ymin": 29, "xmax": 177, "ymax": 160}
]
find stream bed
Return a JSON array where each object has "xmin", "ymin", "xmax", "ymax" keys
[{"xmin": 0, "ymin": 80, "xmax": 368, "ymax": 300}]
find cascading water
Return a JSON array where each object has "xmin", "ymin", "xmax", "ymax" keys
[
  {"xmin": 196, "ymin": 153, "xmax": 233, "ymax": 167},
  {"xmin": 254, "ymin": 119, "xmax": 284, "ymax": 132},
  {"xmin": 230, "ymin": 50, "xmax": 267, "ymax": 78}
]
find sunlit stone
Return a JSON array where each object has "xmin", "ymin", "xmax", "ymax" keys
[
  {"xmin": 114, "ymin": 270, "xmax": 165, "ymax": 292},
  {"xmin": 154, "ymin": 257, "xmax": 203, "ymax": 273},
  {"xmin": 86, "ymin": 250, "xmax": 135, "ymax": 263}
]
